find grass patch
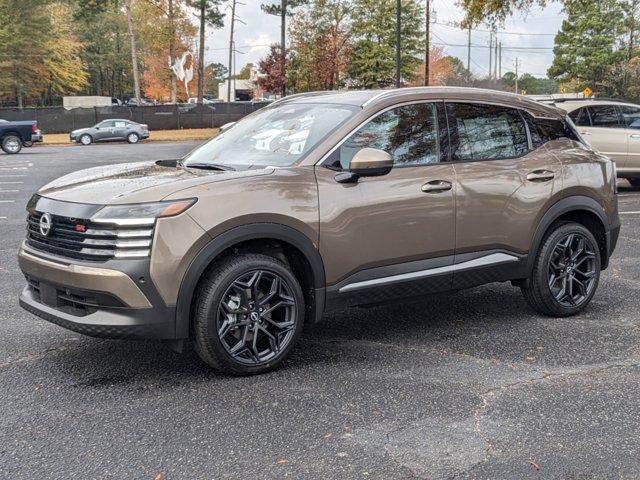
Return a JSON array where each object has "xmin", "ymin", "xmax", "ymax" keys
[{"xmin": 42, "ymin": 128, "xmax": 218, "ymax": 145}]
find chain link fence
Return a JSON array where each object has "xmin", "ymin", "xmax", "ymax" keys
[{"xmin": 0, "ymin": 102, "xmax": 271, "ymax": 134}]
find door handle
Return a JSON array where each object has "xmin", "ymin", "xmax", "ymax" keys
[
  {"xmin": 421, "ymin": 180, "xmax": 452, "ymax": 193},
  {"xmin": 526, "ymin": 170, "xmax": 555, "ymax": 182}
]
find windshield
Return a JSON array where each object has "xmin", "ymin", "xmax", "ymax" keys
[{"xmin": 182, "ymin": 102, "xmax": 359, "ymax": 169}]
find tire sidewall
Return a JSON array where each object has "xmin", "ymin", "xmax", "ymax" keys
[
  {"xmin": 127, "ymin": 133, "xmax": 139, "ymax": 144},
  {"xmin": 536, "ymin": 223, "xmax": 601, "ymax": 316},
  {"xmin": 79, "ymin": 134, "xmax": 92, "ymax": 145},
  {"xmin": 194, "ymin": 256, "xmax": 305, "ymax": 375}
]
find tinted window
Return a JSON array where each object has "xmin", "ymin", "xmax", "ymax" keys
[
  {"xmin": 525, "ymin": 115, "xmax": 582, "ymax": 147},
  {"xmin": 569, "ymin": 107, "xmax": 591, "ymax": 127},
  {"xmin": 98, "ymin": 121, "xmax": 115, "ymax": 128},
  {"xmin": 336, "ymin": 103, "xmax": 440, "ymax": 169},
  {"xmin": 619, "ymin": 105, "xmax": 640, "ymax": 129},
  {"xmin": 588, "ymin": 105, "xmax": 621, "ymax": 128},
  {"xmin": 447, "ymin": 103, "xmax": 528, "ymax": 161},
  {"xmin": 114, "ymin": 121, "xmax": 127, "ymax": 128}
]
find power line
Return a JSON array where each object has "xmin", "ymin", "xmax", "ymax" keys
[{"xmin": 433, "ymin": 20, "xmax": 557, "ymax": 36}]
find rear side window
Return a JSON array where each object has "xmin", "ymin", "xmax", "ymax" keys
[
  {"xmin": 619, "ymin": 105, "xmax": 640, "ymax": 129},
  {"xmin": 525, "ymin": 115, "xmax": 583, "ymax": 147},
  {"xmin": 588, "ymin": 105, "xmax": 621, "ymax": 128},
  {"xmin": 569, "ymin": 107, "xmax": 591, "ymax": 127},
  {"xmin": 446, "ymin": 103, "xmax": 528, "ymax": 161}
]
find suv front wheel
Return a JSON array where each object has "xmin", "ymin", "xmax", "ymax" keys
[
  {"xmin": 522, "ymin": 222, "xmax": 601, "ymax": 317},
  {"xmin": 192, "ymin": 254, "xmax": 305, "ymax": 375}
]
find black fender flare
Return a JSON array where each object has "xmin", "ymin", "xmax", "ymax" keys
[
  {"xmin": 175, "ymin": 223, "xmax": 326, "ymax": 339},
  {"xmin": 527, "ymin": 195, "xmax": 610, "ymax": 274}
]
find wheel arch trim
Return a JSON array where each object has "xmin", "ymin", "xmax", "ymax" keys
[
  {"xmin": 528, "ymin": 195, "xmax": 610, "ymax": 274},
  {"xmin": 175, "ymin": 223, "xmax": 325, "ymax": 339}
]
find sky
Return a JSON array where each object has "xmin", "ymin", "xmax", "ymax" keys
[{"xmin": 197, "ymin": 0, "xmax": 566, "ymax": 79}]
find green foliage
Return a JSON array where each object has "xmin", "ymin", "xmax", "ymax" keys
[
  {"xmin": 261, "ymin": 0, "xmax": 308, "ymax": 17},
  {"xmin": 188, "ymin": 0, "xmax": 225, "ymax": 28},
  {"xmin": 548, "ymin": 0, "xmax": 626, "ymax": 89},
  {"xmin": 206, "ymin": 62, "xmax": 228, "ymax": 97},
  {"xmin": 348, "ymin": 0, "xmax": 424, "ymax": 88}
]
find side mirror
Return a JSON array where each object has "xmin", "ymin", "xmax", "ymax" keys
[
  {"xmin": 335, "ymin": 148, "xmax": 393, "ymax": 184},
  {"xmin": 219, "ymin": 122, "xmax": 236, "ymax": 133}
]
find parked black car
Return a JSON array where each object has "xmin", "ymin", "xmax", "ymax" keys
[{"xmin": 0, "ymin": 119, "xmax": 43, "ymax": 154}]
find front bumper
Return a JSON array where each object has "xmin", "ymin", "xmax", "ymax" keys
[{"xmin": 18, "ymin": 246, "xmax": 176, "ymax": 340}]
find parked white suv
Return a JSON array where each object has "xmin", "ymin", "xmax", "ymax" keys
[
  {"xmin": 555, "ymin": 100, "xmax": 640, "ymax": 186},
  {"xmin": 555, "ymin": 99, "xmax": 640, "ymax": 187}
]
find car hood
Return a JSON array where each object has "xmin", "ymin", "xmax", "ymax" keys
[
  {"xmin": 70, "ymin": 127, "xmax": 90, "ymax": 135},
  {"xmin": 37, "ymin": 161, "xmax": 274, "ymax": 205}
]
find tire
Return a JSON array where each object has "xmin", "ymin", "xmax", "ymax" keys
[
  {"xmin": 1, "ymin": 135, "xmax": 22, "ymax": 154},
  {"xmin": 521, "ymin": 222, "xmax": 601, "ymax": 317},
  {"xmin": 628, "ymin": 178, "xmax": 640, "ymax": 187},
  {"xmin": 192, "ymin": 253, "xmax": 305, "ymax": 375},
  {"xmin": 126, "ymin": 132, "xmax": 140, "ymax": 144},
  {"xmin": 79, "ymin": 134, "xmax": 92, "ymax": 146}
]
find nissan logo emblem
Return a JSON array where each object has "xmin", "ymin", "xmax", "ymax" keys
[{"xmin": 39, "ymin": 213, "xmax": 52, "ymax": 237}]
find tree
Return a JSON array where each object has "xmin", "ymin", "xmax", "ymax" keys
[
  {"xmin": 348, "ymin": 0, "xmax": 424, "ymax": 88},
  {"xmin": 235, "ymin": 63, "xmax": 254, "ymax": 79},
  {"xmin": 261, "ymin": 0, "xmax": 308, "ymax": 96},
  {"xmin": 124, "ymin": 0, "xmax": 142, "ymax": 104},
  {"xmin": 188, "ymin": 0, "xmax": 225, "ymax": 104},
  {"xmin": 207, "ymin": 62, "xmax": 228, "ymax": 98},
  {"xmin": 548, "ymin": 0, "xmax": 626, "ymax": 91},
  {"xmin": 288, "ymin": 0, "xmax": 352, "ymax": 91},
  {"xmin": 257, "ymin": 44, "xmax": 288, "ymax": 94}
]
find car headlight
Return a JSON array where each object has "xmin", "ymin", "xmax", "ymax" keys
[{"xmin": 91, "ymin": 199, "xmax": 197, "ymax": 226}]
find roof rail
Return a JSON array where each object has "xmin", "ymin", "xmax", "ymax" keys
[
  {"xmin": 268, "ymin": 91, "xmax": 333, "ymax": 107},
  {"xmin": 551, "ymin": 97, "xmax": 630, "ymax": 104}
]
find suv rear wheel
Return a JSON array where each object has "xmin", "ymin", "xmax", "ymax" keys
[
  {"xmin": 522, "ymin": 222, "xmax": 601, "ymax": 317},
  {"xmin": 192, "ymin": 254, "xmax": 305, "ymax": 375}
]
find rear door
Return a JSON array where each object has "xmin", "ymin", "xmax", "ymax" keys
[
  {"xmin": 445, "ymin": 102, "xmax": 562, "ymax": 289},
  {"xmin": 618, "ymin": 105, "xmax": 640, "ymax": 171},
  {"xmin": 579, "ymin": 105, "xmax": 628, "ymax": 165}
]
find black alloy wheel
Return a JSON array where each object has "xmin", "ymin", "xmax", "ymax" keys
[
  {"xmin": 217, "ymin": 269, "xmax": 297, "ymax": 365},
  {"xmin": 547, "ymin": 232, "xmax": 598, "ymax": 308}
]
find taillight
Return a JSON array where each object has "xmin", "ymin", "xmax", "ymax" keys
[{"xmin": 31, "ymin": 123, "xmax": 38, "ymax": 133}]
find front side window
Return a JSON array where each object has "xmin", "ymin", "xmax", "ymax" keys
[
  {"xmin": 98, "ymin": 121, "xmax": 115, "ymax": 128},
  {"xmin": 332, "ymin": 103, "xmax": 440, "ymax": 170},
  {"xmin": 588, "ymin": 105, "xmax": 621, "ymax": 128},
  {"xmin": 447, "ymin": 103, "xmax": 529, "ymax": 161},
  {"xmin": 619, "ymin": 105, "xmax": 640, "ymax": 129}
]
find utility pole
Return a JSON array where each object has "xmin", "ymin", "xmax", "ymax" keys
[
  {"xmin": 494, "ymin": 37, "xmax": 498, "ymax": 79},
  {"xmin": 280, "ymin": 0, "xmax": 287, "ymax": 98},
  {"xmin": 488, "ymin": 32, "xmax": 493, "ymax": 81},
  {"xmin": 498, "ymin": 42, "xmax": 502, "ymax": 79},
  {"xmin": 515, "ymin": 57, "xmax": 519, "ymax": 94},
  {"xmin": 124, "ymin": 0, "xmax": 141, "ymax": 105},
  {"xmin": 168, "ymin": 0, "xmax": 177, "ymax": 103},
  {"xmin": 227, "ymin": 0, "xmax": 237, "ymax": 102},
  {"xmin": 467, "ymin": 25, "xmax": 471, "ymax": 72},
  {"xmin": 424, "ymin": 0, "xmax": 430, "ymax": 86},
  {"xmin": 396, "ymin": 0, "xmax": 401, "ymax": 88}
]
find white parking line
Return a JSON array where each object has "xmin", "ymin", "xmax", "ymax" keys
[
  {"xmin": 0, "ymin": 216, "xmax": 6, "ymax": 219},
  {"xmin": 0, "ymin": 181, "xmax": 23, "ymax": 184},
  {"xmin": 0, "ymin": 200, "xmax": 15, "ymax": 203},
  {"xmin": 620, "ymin": 211, "xmax": 640, "ymax": 215},
  {"xmin": 0, "ymin": 190, "xmax": 19, "ymax": 193},
  {"xmin": 0, "ymin": 175, "xmax": 26, "ymax": 177}
]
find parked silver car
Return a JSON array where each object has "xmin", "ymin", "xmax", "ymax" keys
[{"xmin": 70, "ymin": 119, "xmax": 149, "ymax": 145}]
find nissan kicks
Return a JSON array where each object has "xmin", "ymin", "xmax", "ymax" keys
[{"xmin": 18, "ymin": 87, "xmax": 620, "ymax": 375}]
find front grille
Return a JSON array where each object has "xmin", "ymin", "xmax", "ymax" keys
[{"xmin": 26, "ymin": 211, "xmax": 153, "ymax": 261}]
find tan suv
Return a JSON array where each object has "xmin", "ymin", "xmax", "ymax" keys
[
  {"xmin": 555, "ymin": 99, "xmax": 640, "ymax": 186},
  {"xmin": 18, "ymin": 87, "xmax": 620, "ymax": 375}
]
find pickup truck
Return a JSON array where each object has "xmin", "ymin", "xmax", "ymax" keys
[{"xmin": 0, "ymin": 119, "xmax": 43, "ymax": 154}]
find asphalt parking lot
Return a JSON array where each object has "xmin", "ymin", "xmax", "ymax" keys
[{"xmin": 1, "ymin": 142, "xmax": 640, "ymax": 480}]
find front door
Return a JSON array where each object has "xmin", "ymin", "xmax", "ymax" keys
[
  {"xmin": 317, "ymin": 102, "xmax": 456, "ymax": 306},
  {"xmin": 95, "ymin": 120, "xmax": 115, "ymax": 140},
  {"xmin": 580, "ymin": 105, "xmax": 628, "ymax": 165},
  {"xmin": 444, "ymin": 102, "xmax": 562, "ymax": 289},
  {"xmin": 619, "ymin": 105, "xmax": 640, "ymax": 172}
]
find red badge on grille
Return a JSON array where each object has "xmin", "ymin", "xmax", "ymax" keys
[{"xmin": 75, "ymin": 224, "xmax": 87, "ymax": 232}]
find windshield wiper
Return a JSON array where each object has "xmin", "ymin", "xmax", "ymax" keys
[{"xmin": 182, "ymin": 162, "xmax": 236, "ymax": 171}]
